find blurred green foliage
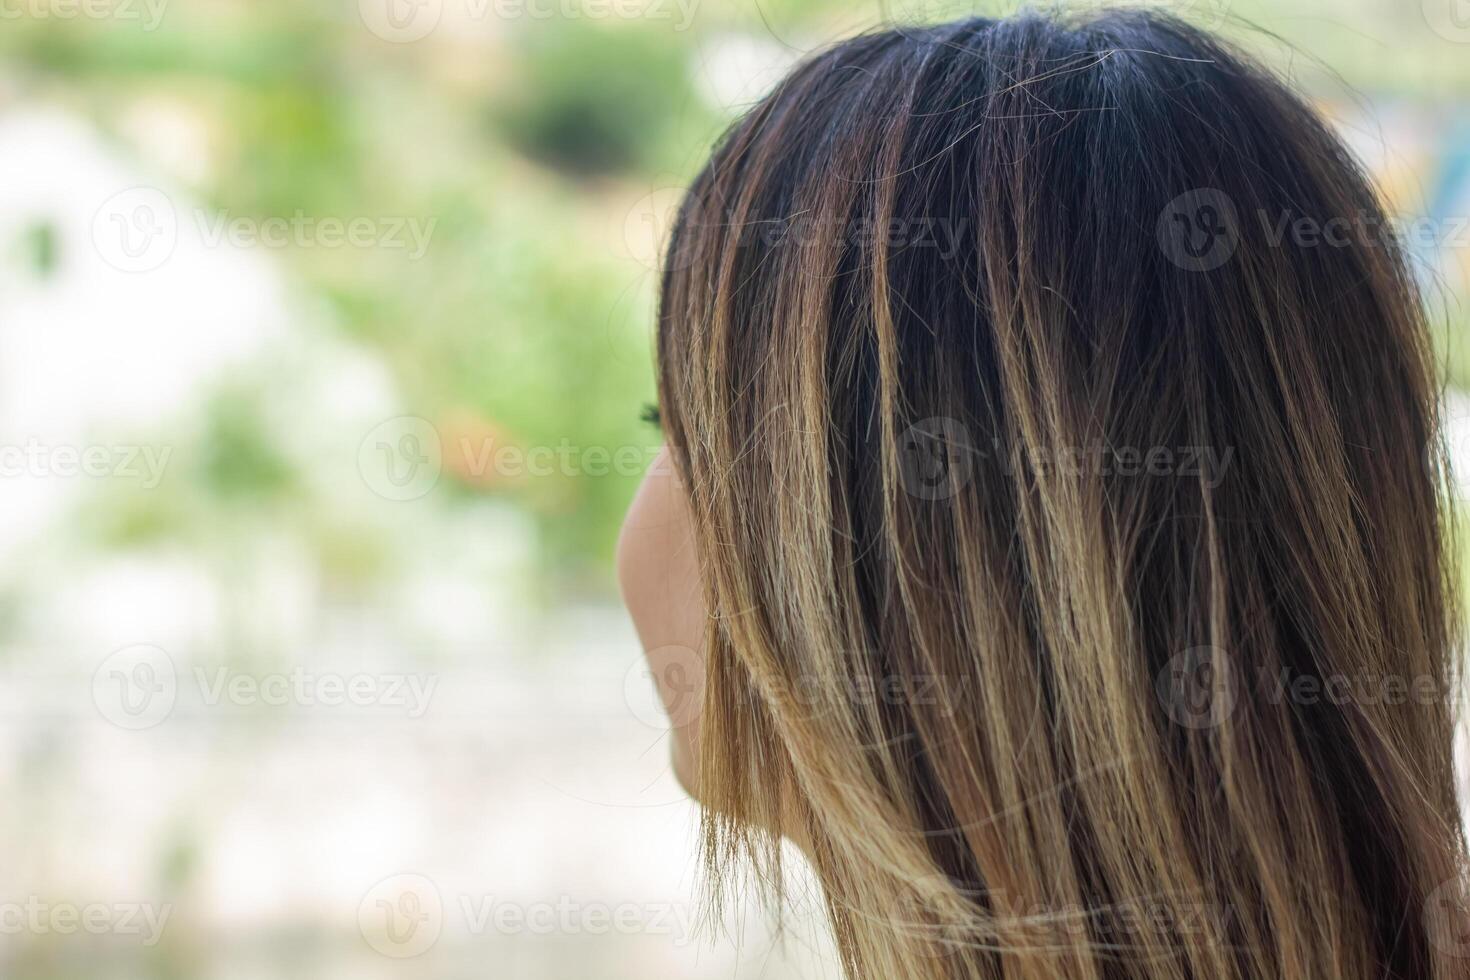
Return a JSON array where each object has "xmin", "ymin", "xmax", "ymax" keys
[
  {"xmin": 1, "ymin": 0, "xmax": 1466, "ymax": 595},
  {"xmin": 0, "ymin": 7, "xmax": 731, "ymax": 587},
  {"xmin": 496, "ymin": 23, "xmax": 700, "ymax": 174},
  {"xmin": 18, "ymin": 219, "xmax": 59, "ymax": 278}
]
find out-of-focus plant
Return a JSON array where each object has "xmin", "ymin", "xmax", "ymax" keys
[
  {"xmin": 3, "ymin": 0, "xmax": 1467, "ymax": 595},
  {"xmin": 494, "ymin": 22, "xmax": 702, "ymax": 176},
  {"xmin": 0, "ymin": 10, "xmax": 732, "ymax": 590}
]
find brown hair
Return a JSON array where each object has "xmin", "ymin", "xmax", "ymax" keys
[{"xmin": 654, "ymin": 9, "xmax": 1469, "ymax": 979}]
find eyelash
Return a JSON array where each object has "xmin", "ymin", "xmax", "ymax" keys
[{"xmin": 640, "ymin": 402, "xmax": 662, "ymax": 428}]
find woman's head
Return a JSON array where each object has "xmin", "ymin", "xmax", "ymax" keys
[{"xmin": 618, "ymin": 8, "xmax": 1468, "ymax": 978}]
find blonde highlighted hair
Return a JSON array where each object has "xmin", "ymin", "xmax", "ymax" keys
[{"xmin": 655, "ymin": 9, "xmax": 1469, "ymax": 979}]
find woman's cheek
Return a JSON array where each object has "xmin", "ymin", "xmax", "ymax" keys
[{"xmin": 616, "ymin": 448, "xmax": 708, "ymax": 800}]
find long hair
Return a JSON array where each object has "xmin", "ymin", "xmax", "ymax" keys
[{"xmin": 653, "ymin": 9, "xmax": 1469, "ymax": 978}]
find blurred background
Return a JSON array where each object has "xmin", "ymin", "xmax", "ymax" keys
[{"xmin": 0, "ymin": 0, "xmax": 1465, "ymax": 976}]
